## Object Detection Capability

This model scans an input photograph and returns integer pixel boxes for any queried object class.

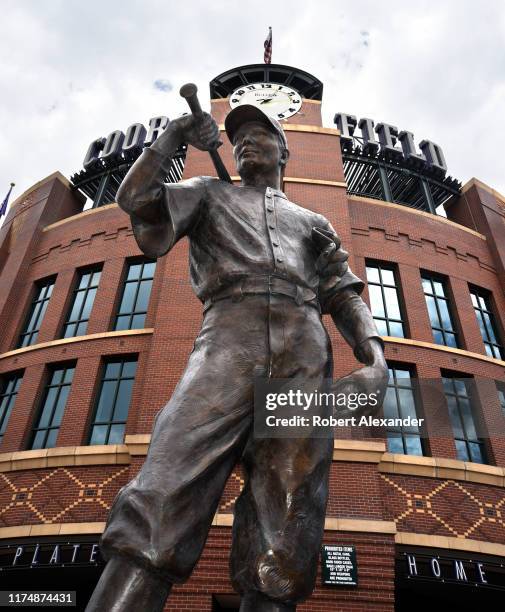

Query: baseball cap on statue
[225,105,288,151]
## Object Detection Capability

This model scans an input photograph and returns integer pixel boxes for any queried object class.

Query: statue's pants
[100,294,334,605]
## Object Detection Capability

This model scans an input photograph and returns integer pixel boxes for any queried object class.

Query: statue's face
[232,121,287,177]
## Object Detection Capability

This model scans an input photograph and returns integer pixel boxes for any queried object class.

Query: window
[0,373,23,444]
[62,267,102,338]
[17,279,55,348]
[422,275,458,348]
[30,366,75,449]
[365,263,405,337]
[470,287,504,359]
[442,376,486,464]
[114,261,156,331]
[89,358,138,445]
[497,382,505,416]
[383,366,424,456]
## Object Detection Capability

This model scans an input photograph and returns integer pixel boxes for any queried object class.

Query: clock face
[229,83,302,120]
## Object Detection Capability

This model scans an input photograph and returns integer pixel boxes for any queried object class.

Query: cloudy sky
[1,0,504,212]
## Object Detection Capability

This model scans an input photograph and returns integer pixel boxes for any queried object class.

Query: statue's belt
[203,275,320,312]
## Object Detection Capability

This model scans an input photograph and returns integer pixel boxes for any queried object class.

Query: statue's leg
[86,556,171,612]
[85,298,268,611]
[232,432,332,610]
[231,300,334,609]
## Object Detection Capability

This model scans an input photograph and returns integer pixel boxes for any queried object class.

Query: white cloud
[0,0,504,209]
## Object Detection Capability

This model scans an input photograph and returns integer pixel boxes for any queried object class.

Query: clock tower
[208,63,324,127]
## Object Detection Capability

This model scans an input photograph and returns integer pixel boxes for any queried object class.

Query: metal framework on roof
[210,64,324,100]
[71,143,460,215]
[70,145,186,208]
[341,135,461,214]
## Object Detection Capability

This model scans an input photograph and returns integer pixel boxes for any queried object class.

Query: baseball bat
[179,83,232,184]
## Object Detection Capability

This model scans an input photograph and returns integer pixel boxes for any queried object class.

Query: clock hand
[259,97,274,104]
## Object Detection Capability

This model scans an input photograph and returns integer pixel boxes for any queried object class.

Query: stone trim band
[0,517,395,539]
[383,336,505,367]
[0,439,385,472]
[0,329,154,361]
[2,440,505,488]
[3,521,505,557]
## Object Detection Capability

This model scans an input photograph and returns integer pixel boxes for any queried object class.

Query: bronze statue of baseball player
[86,101,388,612]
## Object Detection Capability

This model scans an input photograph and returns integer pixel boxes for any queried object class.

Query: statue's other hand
[312,227,349,279]
[176,112,222,152]
[330,362,388,419]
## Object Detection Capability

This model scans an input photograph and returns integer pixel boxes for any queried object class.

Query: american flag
[264,27,272,64]
[0,183,14,219]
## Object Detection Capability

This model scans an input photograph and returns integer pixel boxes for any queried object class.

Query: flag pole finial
[264,26,273,64]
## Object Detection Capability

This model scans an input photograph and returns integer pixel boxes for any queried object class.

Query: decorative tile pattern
[0,467,128,525]
[381,473,505,540]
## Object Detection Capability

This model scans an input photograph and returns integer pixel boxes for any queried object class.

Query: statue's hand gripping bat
[179,83,232,184]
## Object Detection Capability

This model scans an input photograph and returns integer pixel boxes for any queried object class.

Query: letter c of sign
[83,137,106,170]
